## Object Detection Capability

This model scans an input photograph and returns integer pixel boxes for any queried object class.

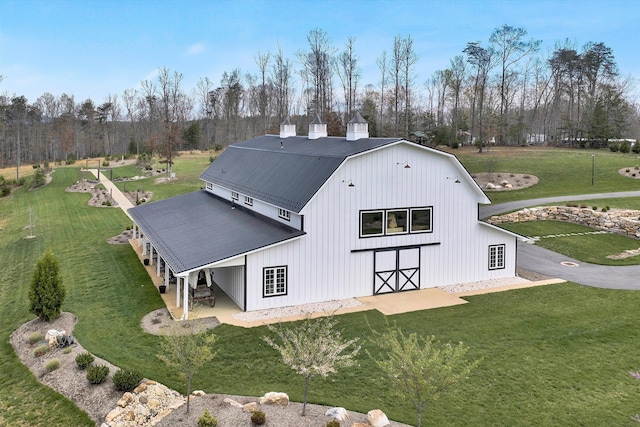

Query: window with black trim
[361,207,433,237]
[206,182,213,190]
[231,191,238,200]
[489,244,505,270]
[410,208,432,233]
[361,211,384,237]
[278,208,290,221]
[244,196,253,206]
[263,266,287,297]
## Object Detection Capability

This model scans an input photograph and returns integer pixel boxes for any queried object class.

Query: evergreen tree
[29,249,66,321]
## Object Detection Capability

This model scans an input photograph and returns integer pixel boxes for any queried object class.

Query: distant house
[129,114,522,319]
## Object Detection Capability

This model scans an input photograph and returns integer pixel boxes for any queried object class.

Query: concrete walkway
[86,169,134,219]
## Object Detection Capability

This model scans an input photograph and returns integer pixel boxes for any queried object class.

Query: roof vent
[346,112,369,141]
[308,114,327,140]
[279,116,296,138]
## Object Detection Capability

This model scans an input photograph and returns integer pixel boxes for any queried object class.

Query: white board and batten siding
[211,265,245,310]
[205,184,302,229]
[242,141,517,311]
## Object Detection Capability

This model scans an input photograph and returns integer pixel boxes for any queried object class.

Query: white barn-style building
[129,114,522,319]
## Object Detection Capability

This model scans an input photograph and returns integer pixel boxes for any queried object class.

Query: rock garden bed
[471,172,539,191]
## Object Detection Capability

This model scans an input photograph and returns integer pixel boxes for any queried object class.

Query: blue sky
[1,0,638,105]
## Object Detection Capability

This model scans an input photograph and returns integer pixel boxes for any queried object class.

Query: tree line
[1,24,638,171]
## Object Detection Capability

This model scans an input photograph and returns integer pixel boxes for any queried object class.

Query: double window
[360,207,432,238]
[244,196,253,206]
[263,266,287,297]
[489,244,505,270]
[231,191,239,200]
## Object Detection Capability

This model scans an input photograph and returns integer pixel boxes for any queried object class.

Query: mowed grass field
[1,146,639,426]
[448,145,640,205]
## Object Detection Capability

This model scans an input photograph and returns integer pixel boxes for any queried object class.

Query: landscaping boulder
[259,391,289,406]
[368,409,390,427]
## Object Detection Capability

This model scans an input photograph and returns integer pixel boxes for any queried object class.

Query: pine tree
[29,249,66,321]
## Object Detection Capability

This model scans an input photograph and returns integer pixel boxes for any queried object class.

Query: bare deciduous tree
[263,315,360,417]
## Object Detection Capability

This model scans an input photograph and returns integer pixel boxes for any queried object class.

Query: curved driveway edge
[480,190,640,218]
[480,191,640,290]
[517,242,640,290]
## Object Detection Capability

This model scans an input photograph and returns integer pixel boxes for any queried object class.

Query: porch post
[182,275,190,320]
[156,254,161,277]
[164,266,169,286]
[142,237,147,256]
[150,246,155,265]
[176,275,182,307]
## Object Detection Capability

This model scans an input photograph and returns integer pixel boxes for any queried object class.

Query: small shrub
[620,141,630,153]
[33,344,49,357]
[198,409,218,427]
[102,161,110,167]
[45,359,60,372]
[113,369,143,392]
[214,144,223,151]
[0,185,10,197]
[592,206,598,210]
[63,347,72,354]
[75,351,95,369]
[609,142,620,152]
[580,204,587,209]
[209,155,216,163]
[28,332,43,345]
[326,421,341,427]
[86,364,109,384]
[632,144,640,154]
[250,410,266,425]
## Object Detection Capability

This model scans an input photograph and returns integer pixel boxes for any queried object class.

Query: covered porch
[129,236,243,321]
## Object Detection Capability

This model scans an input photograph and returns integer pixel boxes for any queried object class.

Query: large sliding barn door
[373,247,420,294]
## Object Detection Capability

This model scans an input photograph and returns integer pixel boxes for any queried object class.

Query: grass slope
[451,146,640,204]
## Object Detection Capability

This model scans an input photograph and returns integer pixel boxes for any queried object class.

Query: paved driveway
[482,191,640,290]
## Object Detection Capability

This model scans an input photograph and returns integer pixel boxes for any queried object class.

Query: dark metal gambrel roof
[200,135,401,213]
[129,190,305,274]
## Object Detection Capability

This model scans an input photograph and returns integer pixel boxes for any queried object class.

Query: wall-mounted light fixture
[397,161,411,169]
[447,176,461,184]
[342,179,355,187]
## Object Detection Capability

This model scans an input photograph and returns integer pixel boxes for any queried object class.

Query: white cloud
[186,43,205,56]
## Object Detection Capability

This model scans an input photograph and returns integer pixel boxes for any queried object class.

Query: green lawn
[1,149,640,426]
[499,220,640,265]
[451,146,640,204]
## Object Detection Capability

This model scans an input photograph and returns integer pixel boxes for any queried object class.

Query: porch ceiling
[129,190,305,274]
